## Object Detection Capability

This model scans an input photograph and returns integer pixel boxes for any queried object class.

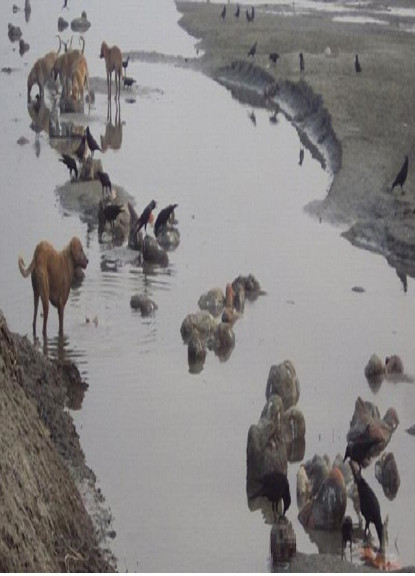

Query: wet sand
[176,0,415,272]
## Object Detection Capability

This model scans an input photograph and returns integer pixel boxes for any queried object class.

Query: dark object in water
[251,471,291,519]
[341,515,353,561]
[154,203,178,237]
[59,153,78,179]
[355,54,362,74]
[391,155,408,192]
[299,52,305,74]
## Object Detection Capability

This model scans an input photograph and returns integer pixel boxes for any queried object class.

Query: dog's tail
[18,255,35,278]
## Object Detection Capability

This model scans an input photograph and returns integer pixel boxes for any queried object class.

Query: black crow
[248,41,257,58]
[154,203,178,237]
[123,76,136,89]
[355,54,362,74]
[269,52,279,65]
[251,471,291,519]
[59,153,78,179]
[122,55,130,76]
[85,126,101,157]
[341,515,353,561]
[136,200,157,234]
[350,463,383,549]
[391,155,409,192]
[299,52,305,74]
[234,4,240,18]
[97,170,112,197]
[74,134,86,163]
[103,203,124,230]
[220,5,226,19]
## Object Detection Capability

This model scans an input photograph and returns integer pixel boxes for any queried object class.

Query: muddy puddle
[1,0,415,571]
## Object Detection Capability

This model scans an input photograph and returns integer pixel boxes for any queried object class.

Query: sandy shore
[176,0,415,276]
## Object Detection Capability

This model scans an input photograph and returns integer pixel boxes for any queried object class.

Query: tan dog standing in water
[18,237,88,337]
[100,41,123,101]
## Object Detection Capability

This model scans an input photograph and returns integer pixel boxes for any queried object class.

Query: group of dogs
[27,34,124,106]
[23,30,127,338]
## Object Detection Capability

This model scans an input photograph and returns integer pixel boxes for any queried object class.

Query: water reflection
[101,101,124,152]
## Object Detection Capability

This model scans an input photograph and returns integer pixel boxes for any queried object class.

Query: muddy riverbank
[0,311,115,571]
[176,0,415,274]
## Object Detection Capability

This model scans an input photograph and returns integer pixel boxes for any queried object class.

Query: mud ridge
[0,311,116,572]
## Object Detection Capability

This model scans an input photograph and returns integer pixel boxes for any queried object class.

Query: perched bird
[74,134,86,163]
[355,54,362,74]
[391,155,409,193]
[234,4,240,18]
[251,471,291,519]
[122,55,130,77]
[269,52,279,65]
[103,203,124,230]
[299,52,305,74]
[341,515,353,561]
[344,432,383,470]
[350,463,383,549]
[85,126,102,157]
[135,200,157,234]
[220,5,226,20]
[248,41,257,58]
[59,153,78,180]
[123,76,136,89]
[97,170,112,197]
[154,203,178,237]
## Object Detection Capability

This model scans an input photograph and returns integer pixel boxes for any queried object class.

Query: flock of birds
[219,3,409,192]
[251,424,387,564]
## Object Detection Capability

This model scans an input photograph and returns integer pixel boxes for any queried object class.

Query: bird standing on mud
[220,5,226,20]
[391,155,409,193]
[234,4,240,18]
[355,54,362,74]
[97,170,112,197]
[250,471,291,520]
[248,41,257,58]
[59,153,78,180]
[299,52,305,74]
[103,203,124,230]
[122,55,130,77]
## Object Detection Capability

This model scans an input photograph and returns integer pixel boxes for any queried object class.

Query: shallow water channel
[1,0,415,571]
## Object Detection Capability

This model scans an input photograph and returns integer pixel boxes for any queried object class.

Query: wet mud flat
[0,311,115,571]
[176,0,415,278]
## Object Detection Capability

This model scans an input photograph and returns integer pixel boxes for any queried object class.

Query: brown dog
[18,237,88,337]
[27,36,63,102]
[100,41,122,101]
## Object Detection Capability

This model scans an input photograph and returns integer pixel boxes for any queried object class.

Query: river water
[1,0,414,571]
